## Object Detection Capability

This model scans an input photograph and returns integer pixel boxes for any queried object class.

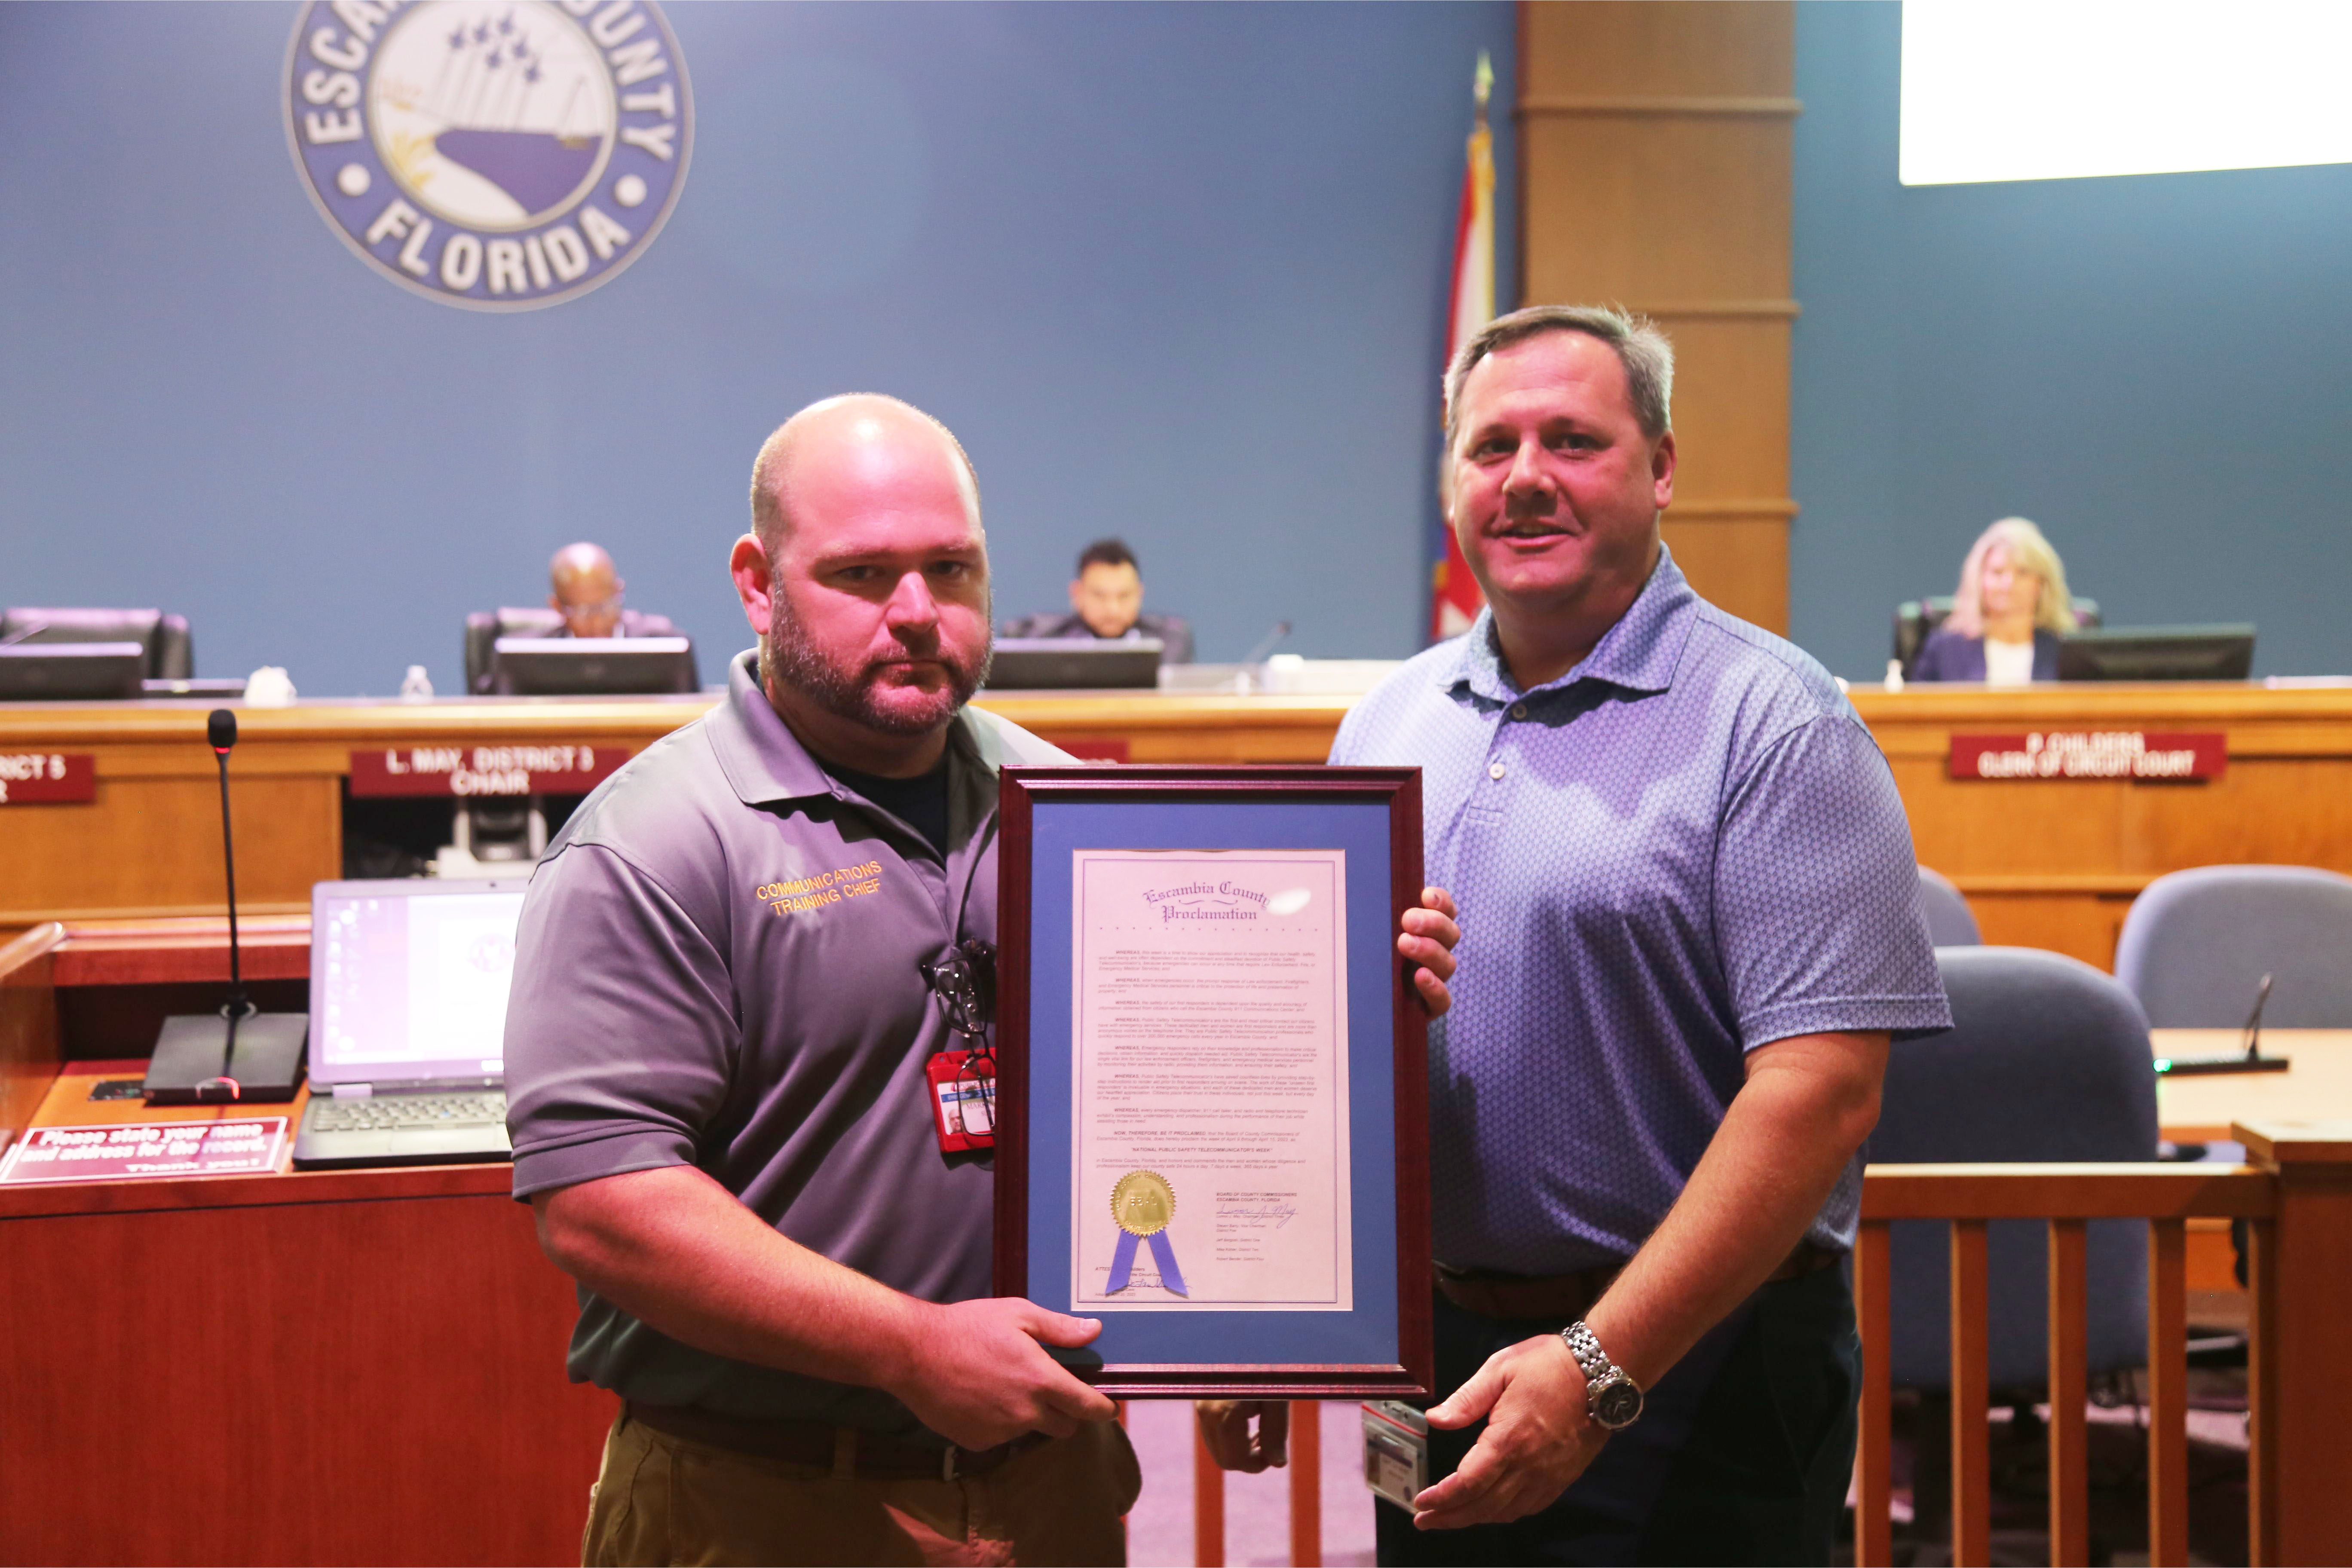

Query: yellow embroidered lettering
[756,861,883,915]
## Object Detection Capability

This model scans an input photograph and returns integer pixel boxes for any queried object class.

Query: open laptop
[291,879,530,1170]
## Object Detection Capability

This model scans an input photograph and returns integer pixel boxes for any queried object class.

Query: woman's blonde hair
[1948,517,2077,637]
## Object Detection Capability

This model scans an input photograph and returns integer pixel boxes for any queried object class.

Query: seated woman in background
[1913,516,2078,684]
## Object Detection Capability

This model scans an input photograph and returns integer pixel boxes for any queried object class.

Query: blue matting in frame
[1024,798,1401,1367]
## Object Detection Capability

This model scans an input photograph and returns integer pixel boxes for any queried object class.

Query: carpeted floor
[1114,1369,2254,1568]
[1124,1400,1383,1567]
[1857,1368,2252,1567]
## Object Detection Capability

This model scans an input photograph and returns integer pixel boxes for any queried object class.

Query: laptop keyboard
[308,1092,508,1133]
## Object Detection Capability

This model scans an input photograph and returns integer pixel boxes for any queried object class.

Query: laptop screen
[310,880,530,1086]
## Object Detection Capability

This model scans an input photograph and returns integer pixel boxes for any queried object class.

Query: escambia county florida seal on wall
[285,0,691,310]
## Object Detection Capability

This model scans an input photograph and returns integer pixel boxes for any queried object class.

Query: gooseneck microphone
[2152,971,2291,1077]
[1244,621,1294,664]
[144,707,309,1105]
[211,710,248,1028]
[199,710,249,1098]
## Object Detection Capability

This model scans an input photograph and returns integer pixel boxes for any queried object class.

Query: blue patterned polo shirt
[1332,546,1951,1274]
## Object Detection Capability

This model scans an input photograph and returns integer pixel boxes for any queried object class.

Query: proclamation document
[1069,849,1352,1312]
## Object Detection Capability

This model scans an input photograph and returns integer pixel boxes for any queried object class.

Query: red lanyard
[925,1047,995,1153]
[919,942,996,1152]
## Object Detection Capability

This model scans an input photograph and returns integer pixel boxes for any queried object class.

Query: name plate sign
[349,743,627,799]
[0,1118,288,1185]
[1949,732,2226,781]
[0,752,95,805]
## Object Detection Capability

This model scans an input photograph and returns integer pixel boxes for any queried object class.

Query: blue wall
[0,2,1515,695]
[1791,1,2352,680]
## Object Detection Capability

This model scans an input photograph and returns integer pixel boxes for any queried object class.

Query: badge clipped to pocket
[1361,1400,1430,1512]
[919,940,998,1153]
[926,1049,995,1153]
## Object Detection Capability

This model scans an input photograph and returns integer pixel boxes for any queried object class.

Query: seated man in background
[1000,538,1194,663]
[466,543,690,693]
[1910,517,2076,685]
[548,541,683,641]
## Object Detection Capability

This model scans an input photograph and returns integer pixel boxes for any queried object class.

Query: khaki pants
[581,1410,1141,1567]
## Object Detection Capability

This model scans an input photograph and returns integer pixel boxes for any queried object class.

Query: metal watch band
[1560,1320,1614,1381]
[1560,1320,1644,1430]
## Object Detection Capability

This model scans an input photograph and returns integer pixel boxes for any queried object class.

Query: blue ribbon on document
[1106,1170,1188,1297]
[1106,1228,1190,1297]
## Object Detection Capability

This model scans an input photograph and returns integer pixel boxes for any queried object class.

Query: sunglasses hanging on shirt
[919,940,997,1153]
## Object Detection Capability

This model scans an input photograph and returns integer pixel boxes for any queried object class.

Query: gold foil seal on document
[1110,1170,1176,1236]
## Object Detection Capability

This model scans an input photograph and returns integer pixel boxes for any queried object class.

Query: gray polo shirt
[504,649,1069,1434]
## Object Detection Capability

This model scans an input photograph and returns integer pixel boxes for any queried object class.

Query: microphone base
[145,1012,309,1105]
[2153,1052,2293,1077]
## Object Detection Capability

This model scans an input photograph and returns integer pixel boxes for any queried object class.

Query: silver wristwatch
[1561,1320,1644,1430]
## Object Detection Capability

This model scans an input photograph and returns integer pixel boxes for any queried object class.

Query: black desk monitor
[0,641,147,701]
[492,636,698,696]
[2057,625,2255,682]
[984,637,1163,691]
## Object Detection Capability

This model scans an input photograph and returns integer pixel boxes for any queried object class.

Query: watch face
[1593,1379,1644,1429]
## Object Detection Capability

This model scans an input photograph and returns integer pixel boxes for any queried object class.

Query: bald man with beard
[501,395,1462,1566]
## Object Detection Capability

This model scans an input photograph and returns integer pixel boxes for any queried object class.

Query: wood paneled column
[1517,1,1798,633]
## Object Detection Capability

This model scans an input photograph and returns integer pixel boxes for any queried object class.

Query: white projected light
[1901,0,2352,185]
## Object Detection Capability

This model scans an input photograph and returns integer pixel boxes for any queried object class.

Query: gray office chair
[2,606,193,680]
[1871,946,2155,1393]
[2114,864,2352,1028]
[466,609,560,695]
[1894,596,2101,678]
[1916,866,1981,946]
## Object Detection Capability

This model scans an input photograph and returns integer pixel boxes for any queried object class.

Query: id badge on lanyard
[919,940,997,1153]
[926,1050,995,1152]
[1362,1401,1430,1511]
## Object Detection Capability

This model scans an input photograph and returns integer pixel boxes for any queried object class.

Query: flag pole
[1430,52,1499,644]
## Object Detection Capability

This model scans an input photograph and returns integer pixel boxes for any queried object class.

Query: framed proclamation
[994,766,1432,1397]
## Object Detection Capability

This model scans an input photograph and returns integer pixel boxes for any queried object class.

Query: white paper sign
[0,1118,288,1185]
[1069,849,1352,1312]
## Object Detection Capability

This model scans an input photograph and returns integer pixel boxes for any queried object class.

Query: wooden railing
[1857,1124,2352,1567]
[1855,1161,2267,1566]
[1185,1122,2352,1568]
[1188,1401,1324,1567]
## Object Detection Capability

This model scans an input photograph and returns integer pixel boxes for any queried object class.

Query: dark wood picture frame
[993,765,1432,1397]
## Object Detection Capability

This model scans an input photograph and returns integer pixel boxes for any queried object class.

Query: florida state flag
[1430,54,1497,643]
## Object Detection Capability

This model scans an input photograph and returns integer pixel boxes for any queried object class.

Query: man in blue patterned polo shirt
[1202,306,1950,1564]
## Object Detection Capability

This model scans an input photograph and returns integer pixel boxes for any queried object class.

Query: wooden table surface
[30,1057,300,1127]
[2151,1029,2352,1142]
[28,935,2349,1154]
[8,683,2352,967]
[0,690,1362,925]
